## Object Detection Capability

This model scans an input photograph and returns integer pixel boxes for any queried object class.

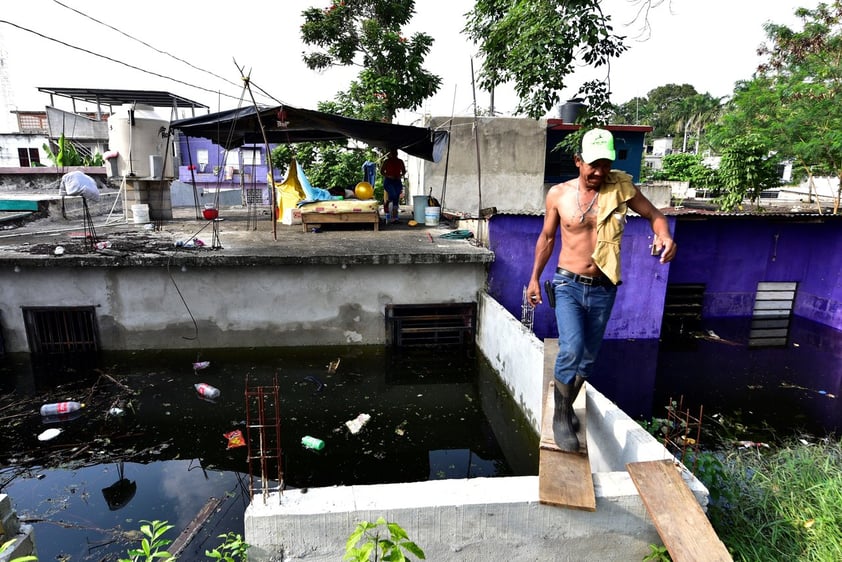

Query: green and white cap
[581,128,616,164]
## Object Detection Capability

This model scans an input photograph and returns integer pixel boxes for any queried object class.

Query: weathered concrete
[0,494,36,562]
[244,293,708,561]
[409,117,549,215]
[0,206,492,353]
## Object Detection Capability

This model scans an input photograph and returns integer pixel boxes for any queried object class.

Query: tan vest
[592,171,638,285]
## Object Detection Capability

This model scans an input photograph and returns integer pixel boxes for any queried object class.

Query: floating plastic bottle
[40,401,84,417]
[194,383,220,400]
[301,435,325,451]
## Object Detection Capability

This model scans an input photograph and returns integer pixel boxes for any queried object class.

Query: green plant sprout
[344,517,425,562]
[118,519,175,562]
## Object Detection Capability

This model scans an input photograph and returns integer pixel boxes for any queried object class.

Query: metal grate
[661,284,705,340]
[22,306,100,354]
[749,282,796,347]
[245,373,284,505]
[386,303,477,347]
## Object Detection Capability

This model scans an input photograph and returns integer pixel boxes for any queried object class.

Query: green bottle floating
[301,435,325,451]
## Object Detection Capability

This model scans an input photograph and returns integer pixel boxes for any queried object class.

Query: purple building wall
[487,213,842,419]
[488,214,842,339]
[487,214,674,341]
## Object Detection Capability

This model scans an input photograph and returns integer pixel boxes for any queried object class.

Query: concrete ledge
[245,476,660,561]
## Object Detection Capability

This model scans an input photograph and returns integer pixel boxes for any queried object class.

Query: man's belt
[556,268,614,287]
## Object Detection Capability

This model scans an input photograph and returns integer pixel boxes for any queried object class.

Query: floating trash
[345,413,371,434]
[37,428,63,441]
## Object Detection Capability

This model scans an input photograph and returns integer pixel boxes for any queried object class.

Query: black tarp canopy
[170,104,448,162]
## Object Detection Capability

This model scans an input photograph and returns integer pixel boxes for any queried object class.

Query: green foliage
[642,543,671,562]
[463,0,627,120]
[205,532,249,562]
[300,0,441,122]
[653,153,703,182]
[711,1,842,212]
[344,517,425,561]
[43,134,84,167]
[119,519,175,562]
[707,437,842,561]
[715,134,780,211]
[270,140,379,195]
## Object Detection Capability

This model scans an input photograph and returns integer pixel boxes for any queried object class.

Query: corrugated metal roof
[37,87,208,110]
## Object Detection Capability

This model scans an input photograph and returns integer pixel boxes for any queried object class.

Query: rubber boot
[553,381,579,452]
[570,375,585,432]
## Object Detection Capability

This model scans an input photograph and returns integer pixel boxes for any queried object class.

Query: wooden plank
[538,339,595,511]
[627,460,732,562]
[301,211,379,232]
[167,495,224,557]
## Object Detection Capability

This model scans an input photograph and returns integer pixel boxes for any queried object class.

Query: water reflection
[0,345,537,561]
[597,316,842,443]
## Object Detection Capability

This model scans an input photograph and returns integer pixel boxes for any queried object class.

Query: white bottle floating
[194,383,220,400]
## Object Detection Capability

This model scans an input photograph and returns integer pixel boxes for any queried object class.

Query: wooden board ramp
[538,339,595,511]
[167,495,224,557]
[627,460,732,562]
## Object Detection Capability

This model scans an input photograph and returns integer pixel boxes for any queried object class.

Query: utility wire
[50,0,246,94]
[0,19,246,104]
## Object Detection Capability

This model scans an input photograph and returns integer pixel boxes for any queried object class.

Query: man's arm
[628,189,677,264]
[527,188,561,305]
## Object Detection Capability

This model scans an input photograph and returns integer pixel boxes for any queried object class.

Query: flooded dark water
[0,346,538,561]
[651,316,842,444]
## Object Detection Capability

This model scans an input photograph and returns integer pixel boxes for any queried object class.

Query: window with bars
[22,306,100,354]
[17,113,49,133]
[17,148,40,167]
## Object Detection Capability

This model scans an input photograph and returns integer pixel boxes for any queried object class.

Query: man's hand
[653,235,677,264]
[526,280,542,307]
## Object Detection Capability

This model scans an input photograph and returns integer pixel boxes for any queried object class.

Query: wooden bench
[627,460,732,561]
[300,211,380,232]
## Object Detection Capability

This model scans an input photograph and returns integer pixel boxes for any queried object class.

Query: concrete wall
[0,263,487,353]
[413,117,549,215]
[0,134,51,168]
[0,494,36,562]
[244,292,708,561]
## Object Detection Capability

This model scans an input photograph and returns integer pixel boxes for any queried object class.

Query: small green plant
[0,539,38,562]
[205,532,249,561]
[344,517,425,561]
[642,543,671,561]
[118,519,175,562]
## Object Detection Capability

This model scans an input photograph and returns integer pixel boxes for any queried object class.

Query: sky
[0,0,820,127]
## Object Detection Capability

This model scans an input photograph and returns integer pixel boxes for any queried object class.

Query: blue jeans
[552,271,617,385]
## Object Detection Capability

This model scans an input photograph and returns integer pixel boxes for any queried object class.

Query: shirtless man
[527,128,677,452]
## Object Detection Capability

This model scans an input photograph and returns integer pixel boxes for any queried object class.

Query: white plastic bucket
[425,206,441,226]
[132,204,150,224]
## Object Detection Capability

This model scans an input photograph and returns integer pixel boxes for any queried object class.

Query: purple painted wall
[668,218,842,327]
[487,214,673,341]
[488,214,842,339]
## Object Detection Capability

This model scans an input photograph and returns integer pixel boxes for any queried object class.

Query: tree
[711,1,842,213]
[672,93,723,153]
[300,0,441,123]
[716,134,781,212]
[463,0,629,123]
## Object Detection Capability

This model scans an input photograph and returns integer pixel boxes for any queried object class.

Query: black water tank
[559,99,585,123]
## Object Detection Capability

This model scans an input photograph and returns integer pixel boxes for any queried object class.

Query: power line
[50,0,246,94]
[0,19,247,105]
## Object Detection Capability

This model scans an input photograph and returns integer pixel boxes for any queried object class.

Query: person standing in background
[380,149,406,224]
